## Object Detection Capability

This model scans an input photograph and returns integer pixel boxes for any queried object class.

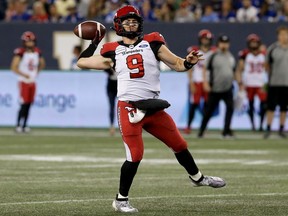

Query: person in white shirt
[236,0,259,22]
[11,31,45,133]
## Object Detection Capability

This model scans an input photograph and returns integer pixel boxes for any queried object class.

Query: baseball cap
[217,35,230,43]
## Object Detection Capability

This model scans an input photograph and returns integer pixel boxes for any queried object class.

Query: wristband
[184,60,195,70]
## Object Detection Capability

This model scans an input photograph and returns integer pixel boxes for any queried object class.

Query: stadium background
[0,22,287,129]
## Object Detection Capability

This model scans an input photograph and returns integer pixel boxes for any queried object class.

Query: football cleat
[189,176,226,188]
[112,197,138,213]
[15,126,23,133]
[23,127,31,133]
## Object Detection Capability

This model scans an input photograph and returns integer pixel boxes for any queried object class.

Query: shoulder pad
[13,47,25,56]
[238,49,249,59]
[143,32,166,44]
[100,42,118,56]
[34,47,42,54]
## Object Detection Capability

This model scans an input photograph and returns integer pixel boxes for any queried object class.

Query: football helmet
[198,29,213,40]
[246,33,261,50]
[112,5,143,39]
[198,29,213,46]
[21,31,36,42]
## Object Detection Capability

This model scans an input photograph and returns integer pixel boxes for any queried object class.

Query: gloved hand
[92,30,105,47]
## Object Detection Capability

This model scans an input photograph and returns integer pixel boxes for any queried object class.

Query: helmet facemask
[113,6,143,39]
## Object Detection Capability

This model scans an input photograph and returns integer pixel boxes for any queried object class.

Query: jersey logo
[125,107,135,112]
[139,44,148,48]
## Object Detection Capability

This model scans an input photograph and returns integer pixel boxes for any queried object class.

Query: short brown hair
[277,25,288,35]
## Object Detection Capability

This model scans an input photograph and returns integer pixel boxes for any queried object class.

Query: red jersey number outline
[126,54,144,78]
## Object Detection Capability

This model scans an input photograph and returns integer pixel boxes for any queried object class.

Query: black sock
[22,103,31,128]
[280,125,284,132]
[267,125,271,131]
[119,160,140,197]
[16,104,25,127]
[175,149,199,176]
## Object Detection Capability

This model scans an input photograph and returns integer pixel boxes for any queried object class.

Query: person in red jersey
[236,34,267,131]
[11,31,45,133]
[185,29,216,134]
[77,5,225,213]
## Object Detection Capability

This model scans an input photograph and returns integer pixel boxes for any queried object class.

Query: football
[73,20,106,41]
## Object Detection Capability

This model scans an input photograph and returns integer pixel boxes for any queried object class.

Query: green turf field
[0,128,287,216]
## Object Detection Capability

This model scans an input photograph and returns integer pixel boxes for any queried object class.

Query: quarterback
[77,5,225,213]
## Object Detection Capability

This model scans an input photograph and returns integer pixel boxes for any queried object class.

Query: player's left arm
[38,56,45,72]
[158,45,203,72]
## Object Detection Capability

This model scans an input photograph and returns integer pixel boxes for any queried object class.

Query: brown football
[73,20,106,40]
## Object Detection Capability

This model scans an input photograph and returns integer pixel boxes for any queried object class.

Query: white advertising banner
[0,70,286,130]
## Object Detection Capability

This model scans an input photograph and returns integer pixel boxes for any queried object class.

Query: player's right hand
[92,30,104,46]
[203,82,211,92]
[190,82,196,93]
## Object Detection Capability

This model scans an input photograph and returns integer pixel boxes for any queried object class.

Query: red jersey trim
[143,32,166,44]
[100,42,119,56]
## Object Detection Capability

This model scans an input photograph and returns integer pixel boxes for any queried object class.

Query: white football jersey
[187,46,215,83]
[101,32,165,101]
[240,50,266,87]
[14,47,42,83]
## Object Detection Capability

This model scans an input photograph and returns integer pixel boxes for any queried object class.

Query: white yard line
[0,192,288,206]
[0,155,277,165]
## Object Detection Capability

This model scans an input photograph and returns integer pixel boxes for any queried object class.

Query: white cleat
[112,198,138,213]
[15,126,23,133]
[190,176,226,188]
[23,127,31,133]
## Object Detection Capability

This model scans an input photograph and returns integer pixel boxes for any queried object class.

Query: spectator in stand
[11,0,31,22]
[186,0,202,21]
[174,1,196,22]
[154,0,177,22]
[236,0,259,22]
[86,0,105,20]
[54,0,76,18]
[48,3,62,23]
[76,0,90,19]
[140,0,158,22]
[104,0,124,23]
[218,0,236,22]
[30,1,49,23]
[4,0,15,22]
[277,0,288,22]
[258,0,278,22]
[63,5,84,23]
[200,4,219,22]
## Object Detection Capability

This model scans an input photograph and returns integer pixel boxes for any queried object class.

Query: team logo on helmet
[198,29,213,40]
[21,31,36,42]
[246,33,261,43]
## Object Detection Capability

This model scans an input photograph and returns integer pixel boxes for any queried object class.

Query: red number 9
[126,54,145,78]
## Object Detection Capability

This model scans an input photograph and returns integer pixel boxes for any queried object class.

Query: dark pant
[199,89,234,135]
[107,78,117,125]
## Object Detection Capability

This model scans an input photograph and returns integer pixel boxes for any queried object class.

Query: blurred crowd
[1,0,288,23]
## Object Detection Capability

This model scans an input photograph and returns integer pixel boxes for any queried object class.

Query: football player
[185,29,216,134]
[77,5,225,213]
[236,34,267,131]
[11,31,45,133]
